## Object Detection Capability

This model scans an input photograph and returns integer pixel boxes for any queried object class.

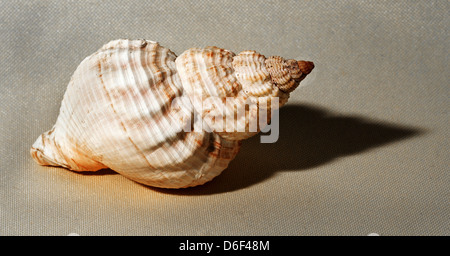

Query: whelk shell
[30,39,314,188]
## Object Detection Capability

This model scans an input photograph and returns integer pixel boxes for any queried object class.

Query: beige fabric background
[0,0,448,236]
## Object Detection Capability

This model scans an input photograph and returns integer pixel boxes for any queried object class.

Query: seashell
[30,39,314,188]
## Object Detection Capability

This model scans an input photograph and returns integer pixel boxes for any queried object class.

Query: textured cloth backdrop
[0,0,448,235]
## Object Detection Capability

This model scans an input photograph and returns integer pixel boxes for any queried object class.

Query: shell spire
[265,56,315,93]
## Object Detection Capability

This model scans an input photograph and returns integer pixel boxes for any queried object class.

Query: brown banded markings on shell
[265,56,315,93]
[176,48,291,141]
[30,39,314,188]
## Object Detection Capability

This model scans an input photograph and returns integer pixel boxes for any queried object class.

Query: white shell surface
[31,39,241,188]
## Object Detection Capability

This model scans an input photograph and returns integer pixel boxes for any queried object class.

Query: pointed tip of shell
[297,60,315,75]
[265,56,315,93]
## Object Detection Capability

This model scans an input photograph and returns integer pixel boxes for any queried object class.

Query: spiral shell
[30,39,314,188]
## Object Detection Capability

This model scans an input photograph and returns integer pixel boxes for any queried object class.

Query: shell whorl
[31,39,241,189]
